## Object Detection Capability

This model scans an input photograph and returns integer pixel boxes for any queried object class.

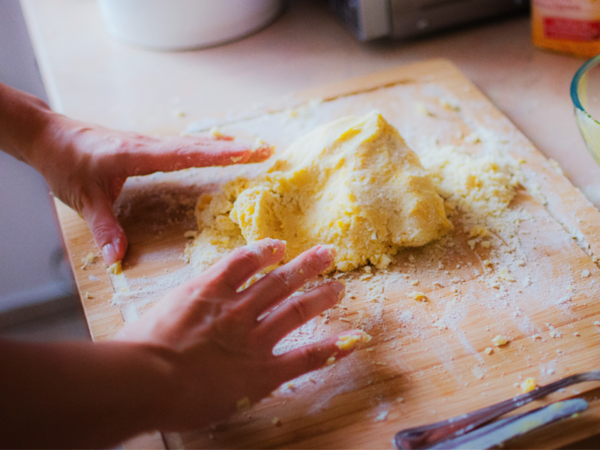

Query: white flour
[103,81,599,426]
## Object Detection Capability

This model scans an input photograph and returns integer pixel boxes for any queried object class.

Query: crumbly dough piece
[186,112,452,272]
[183,191,246,272]
[420,144,522,219]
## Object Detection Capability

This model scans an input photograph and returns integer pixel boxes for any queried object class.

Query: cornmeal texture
[188,112,452,272]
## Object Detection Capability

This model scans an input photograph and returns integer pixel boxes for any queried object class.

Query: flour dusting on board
[103,80,600,430]
[182,107,589,383]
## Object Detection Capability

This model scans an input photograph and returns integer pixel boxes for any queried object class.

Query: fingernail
[316,245,335,265]
[264,238,285,253]
[102,243,118,265]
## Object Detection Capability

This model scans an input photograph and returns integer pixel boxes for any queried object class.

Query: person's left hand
[115,239,362,431]
[31,114,272,265]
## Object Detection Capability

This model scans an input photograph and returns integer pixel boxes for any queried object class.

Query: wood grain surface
[56,59,600,449]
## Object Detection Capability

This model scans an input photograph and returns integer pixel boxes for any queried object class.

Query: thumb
[82,197,128,266]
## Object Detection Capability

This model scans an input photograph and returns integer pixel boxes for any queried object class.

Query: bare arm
[0,241,358,448]
[0,84,361,448]
[0,82,272,264]
[0,339,171,448]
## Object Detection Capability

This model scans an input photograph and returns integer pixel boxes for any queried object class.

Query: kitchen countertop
[19,1,600,448]
[21,0,600,210]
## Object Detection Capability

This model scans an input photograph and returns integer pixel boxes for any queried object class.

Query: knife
[394,370,600,450]
[424,399,588,450]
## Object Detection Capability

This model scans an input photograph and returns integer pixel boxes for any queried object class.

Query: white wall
[0,0,75,312]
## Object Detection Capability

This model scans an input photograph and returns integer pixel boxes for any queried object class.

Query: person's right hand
[30,114,273,266]
[115,239,364,431]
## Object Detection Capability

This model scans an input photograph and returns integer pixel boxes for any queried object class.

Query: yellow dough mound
[187,112,452,272]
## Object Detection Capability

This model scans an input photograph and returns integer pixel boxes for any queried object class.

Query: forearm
[0,82,57,166]
[0,339,174,449]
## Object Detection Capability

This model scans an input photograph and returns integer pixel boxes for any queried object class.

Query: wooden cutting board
[56,59,600,449]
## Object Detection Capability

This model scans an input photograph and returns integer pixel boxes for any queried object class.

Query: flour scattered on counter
[374,411,389,422]
[107,80,597,420]
[472,365,485,379]
[398,310,414,324]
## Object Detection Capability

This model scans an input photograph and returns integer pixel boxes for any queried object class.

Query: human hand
[31,114,273,265]
[115,239,365,431]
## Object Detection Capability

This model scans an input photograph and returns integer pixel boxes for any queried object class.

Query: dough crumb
[498,267,515,282]
[335,331,372,351]
[81,253,97,269]
[492,335,509,346]
[415,102,433,116]
[107,261,122,275]
[434,319,447,330]
[469,225,490,238]
[210,126,225,138]
[520,378,537,393]
[441,100,460,111]
[408,291,427,302]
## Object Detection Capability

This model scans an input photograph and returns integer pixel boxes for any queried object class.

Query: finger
[202,239,286,292]
[254,282,344,348]
[271,330,369,383]
[238,245,335,318]
[125,136,273,176]
[81,197,128,265]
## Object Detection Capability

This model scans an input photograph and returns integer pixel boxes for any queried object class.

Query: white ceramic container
[98,0,285,51]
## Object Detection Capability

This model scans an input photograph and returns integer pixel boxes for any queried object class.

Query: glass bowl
[571,54,600,164]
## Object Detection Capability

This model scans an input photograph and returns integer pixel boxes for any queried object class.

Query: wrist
[0,83,57,167]
[25,108,72,174]
[113,342,181,433]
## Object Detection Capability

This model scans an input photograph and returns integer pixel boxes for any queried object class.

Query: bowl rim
[571,54,600,114]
